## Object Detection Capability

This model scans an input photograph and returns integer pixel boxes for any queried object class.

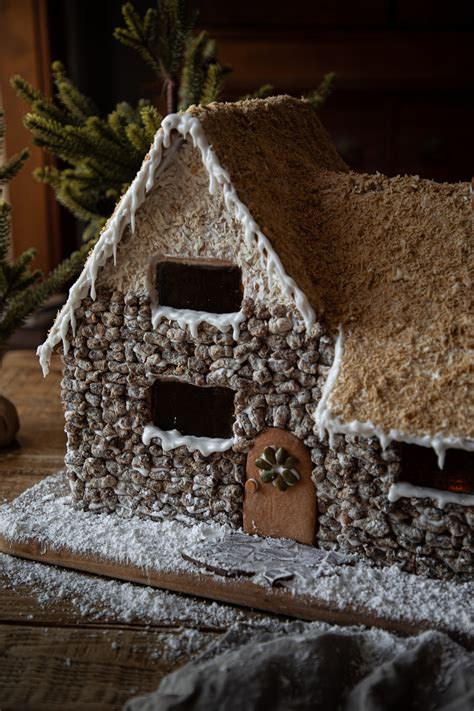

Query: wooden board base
[0,533,431,638]
[0,473,471,648]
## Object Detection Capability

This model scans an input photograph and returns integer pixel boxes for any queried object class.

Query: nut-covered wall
[313,436,473,579]
[62,290,473,579]
[62,291,328,527]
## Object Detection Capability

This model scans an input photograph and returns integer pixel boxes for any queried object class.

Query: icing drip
[142,424,236,456]
[315,326,474,465]
[221,185,314,325]
[388,482,474,508]
[151,305,246,340]
[315,325,344,447]
[37,112,315,376]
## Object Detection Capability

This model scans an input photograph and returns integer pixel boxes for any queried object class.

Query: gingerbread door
[243,428,317,546]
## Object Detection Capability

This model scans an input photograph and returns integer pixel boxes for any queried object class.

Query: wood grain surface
[2,528,459,639]
[0,351,226,710]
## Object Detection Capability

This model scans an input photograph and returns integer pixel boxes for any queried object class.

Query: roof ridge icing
[37,105,316,376]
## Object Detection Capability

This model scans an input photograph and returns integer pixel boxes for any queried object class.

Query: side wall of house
[62,293,473,579]
[314,434,473,578]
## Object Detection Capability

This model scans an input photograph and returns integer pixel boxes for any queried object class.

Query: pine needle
[0,111,92,344]
[306,72,336,110]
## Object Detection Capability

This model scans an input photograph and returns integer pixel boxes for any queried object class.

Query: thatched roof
[194,97,472,442]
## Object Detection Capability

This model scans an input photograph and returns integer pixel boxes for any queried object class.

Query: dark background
[49,0,474,182]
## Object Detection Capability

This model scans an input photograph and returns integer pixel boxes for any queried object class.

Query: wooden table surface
[0,351,248,710]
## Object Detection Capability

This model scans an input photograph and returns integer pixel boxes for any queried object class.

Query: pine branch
[8,247,36,284]
[52,61,98,123]
[8,270,42,295]
[0,110,29,185]
[179,31,213,109]
[115,1,199,113]
[10,75,44,106]
[23,112,75,160]
[140,105,163,143]
[0,110,95,343]
[0,241,92,343]
[241,84,274,101]
[0,266,8,301]
[81,116,140,168]
[107,102,140,148]
[57,184,107,224]
[199,62,231,106]
[0,148,28,186]
[82,220,106,244]
[33,165,61,189]
[0,201,11,263]
[125,123,151,153]
[114,3,163,78]
[306,72,336,110]
[10,76,71,126]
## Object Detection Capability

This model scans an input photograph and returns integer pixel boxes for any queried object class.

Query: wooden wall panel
[47,0,473,183]
[193,0,392,28]
[193,0,474,30]
[0,0,60,273]
[396,0,474,27]
[211,30,473,95]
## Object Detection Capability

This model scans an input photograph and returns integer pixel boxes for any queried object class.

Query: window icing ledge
[388,482,474,508]
[142,424,236,456]
[151,304,246,340]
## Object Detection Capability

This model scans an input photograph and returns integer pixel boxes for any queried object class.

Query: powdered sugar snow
[0,472,472,639]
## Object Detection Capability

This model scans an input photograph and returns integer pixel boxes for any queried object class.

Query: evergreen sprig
[241,84,275,101]
[12,0,335,249]
[0,116,29,185]
[178,31,230,109]
[306,72,336,110]
[11,66,157,242]
[114,0,198,113]
[0,110,92,344]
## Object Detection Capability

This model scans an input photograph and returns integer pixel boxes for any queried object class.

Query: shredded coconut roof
[194,98,472,443]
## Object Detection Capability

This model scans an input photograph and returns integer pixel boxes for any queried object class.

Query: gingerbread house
[38,96,474,579]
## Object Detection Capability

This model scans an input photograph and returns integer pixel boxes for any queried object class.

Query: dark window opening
[400,444,474,495]
[151,380,235,439]
[155,258,243,313]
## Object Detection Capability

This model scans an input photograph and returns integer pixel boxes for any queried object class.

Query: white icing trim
[388,482,474,508]
[142,424,236,456]
[327,420,474,469]
[38,111,315,375]
[151,305,246,340]
[315,326,474,464]
[220,183,315,327]
[315,325,344,444]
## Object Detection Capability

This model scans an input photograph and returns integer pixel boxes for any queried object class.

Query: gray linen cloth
[125,624,474,711]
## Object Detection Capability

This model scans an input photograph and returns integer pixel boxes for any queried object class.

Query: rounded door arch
[243,428,317,546]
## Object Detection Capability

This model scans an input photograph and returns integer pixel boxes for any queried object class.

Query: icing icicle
[388,482,474,509]
[151,305,246,340]
[142,424,236,456]
[315,326,474,468]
